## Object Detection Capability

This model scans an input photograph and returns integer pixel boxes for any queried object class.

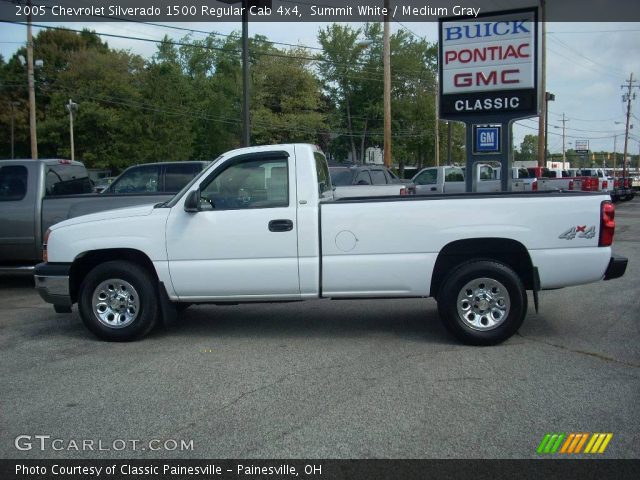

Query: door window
[0,165,28,201]
[414,169,437,185]
[370,169,388,185]
[444,167,464,182]
[200,157,288,210]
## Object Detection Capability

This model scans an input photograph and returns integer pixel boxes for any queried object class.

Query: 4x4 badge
[559,226,596,240]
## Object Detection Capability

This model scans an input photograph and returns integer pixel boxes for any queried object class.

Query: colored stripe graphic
[574,433,589,454]
[537,434,552,454]
[538,433,613,454]
[585,433,614,454]
[537,433,565,454]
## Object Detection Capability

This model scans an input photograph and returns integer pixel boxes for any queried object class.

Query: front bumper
[604,255,628,281]
[34,262,72,306]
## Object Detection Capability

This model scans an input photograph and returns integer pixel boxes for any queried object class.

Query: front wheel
[78,260,158,341]
[437,260,527,346]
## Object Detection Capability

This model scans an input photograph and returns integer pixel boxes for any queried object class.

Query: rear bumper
[604,255,628,281]
[34,262,72,306]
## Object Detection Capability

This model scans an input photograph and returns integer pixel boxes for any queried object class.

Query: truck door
[165,151,300,299]
[0,163,35,263]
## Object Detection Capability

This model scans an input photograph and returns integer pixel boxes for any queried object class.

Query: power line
[2,20,434,85]
[515,121,626,140]
[24,81,429,138]
[546,44,621,81]
[549,35,626,77]
[548,29,640,34]
[548,111,625,123]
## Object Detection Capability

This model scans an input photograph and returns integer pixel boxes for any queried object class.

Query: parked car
[0,159,207,273]
[329,164,415,198]
[104,161,209,194]
[35,144,627,346]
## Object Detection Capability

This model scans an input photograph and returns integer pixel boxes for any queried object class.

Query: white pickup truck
[35,144,628,346]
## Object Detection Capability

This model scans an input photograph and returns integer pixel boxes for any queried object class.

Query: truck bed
[321,191,610,296]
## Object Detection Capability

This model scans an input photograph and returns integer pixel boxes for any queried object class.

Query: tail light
[599,201,615,247]
[568,180,574,191]
[42,229,51,262]
[602,180,608,190]
[532,180,538,192]
[400,187,408,196]
[614,179,620,188]
[624,178,630,189]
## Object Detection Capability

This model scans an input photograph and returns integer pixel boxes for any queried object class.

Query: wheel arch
[430,238,535,299]
[69,248,158,303]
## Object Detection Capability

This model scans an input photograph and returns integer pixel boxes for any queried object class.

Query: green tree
[517,134,539,162]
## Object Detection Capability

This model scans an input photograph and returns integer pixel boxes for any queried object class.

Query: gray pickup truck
[0,159,207,274]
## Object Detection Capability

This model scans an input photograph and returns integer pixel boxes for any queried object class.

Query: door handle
[431,187,437,191]
[268,219,293,232]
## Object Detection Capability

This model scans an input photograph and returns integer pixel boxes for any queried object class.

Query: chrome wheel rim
[456,277,510,331]
[92,279,140,328]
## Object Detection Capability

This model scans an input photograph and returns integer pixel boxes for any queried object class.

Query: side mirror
[184,190,200,212]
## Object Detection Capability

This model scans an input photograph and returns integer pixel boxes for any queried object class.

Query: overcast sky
[2,20,639,159]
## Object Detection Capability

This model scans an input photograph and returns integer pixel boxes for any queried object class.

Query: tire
[437,260,527,346]
[78,260,158,341]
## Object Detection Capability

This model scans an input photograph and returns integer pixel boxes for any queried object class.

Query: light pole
[9,101,20,159]
[544,92,555,161]
[383,0,392,168]
[66,99,78,161]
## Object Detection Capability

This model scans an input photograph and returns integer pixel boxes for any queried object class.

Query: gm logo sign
[473,125,501,154]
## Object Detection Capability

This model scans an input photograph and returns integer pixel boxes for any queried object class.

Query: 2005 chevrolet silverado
[34,144,628,345]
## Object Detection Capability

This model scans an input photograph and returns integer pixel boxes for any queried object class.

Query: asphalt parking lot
[1,200,639,459]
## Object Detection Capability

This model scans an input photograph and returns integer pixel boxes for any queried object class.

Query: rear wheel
[437,260,527,346]
[78,260,158,341]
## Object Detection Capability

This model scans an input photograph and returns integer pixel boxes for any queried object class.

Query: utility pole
[241,0,250,147]
[383,0,392,168]
[560,113,568,163]
[537,0,546,167]
[10,101,19,159]
[544,92,554,162]
[66,99,78,161]
[613,134,617,175]
[621,73,639,178]
[435,76,440,167]
[26,2,38,159]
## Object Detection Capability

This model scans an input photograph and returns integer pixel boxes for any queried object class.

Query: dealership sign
[439,8,539,120]
[574,140,589,153]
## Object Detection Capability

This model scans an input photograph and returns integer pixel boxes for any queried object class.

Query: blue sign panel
[474,125,501,154]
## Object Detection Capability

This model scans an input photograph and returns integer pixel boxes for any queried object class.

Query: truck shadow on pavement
[158,299,455,345]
